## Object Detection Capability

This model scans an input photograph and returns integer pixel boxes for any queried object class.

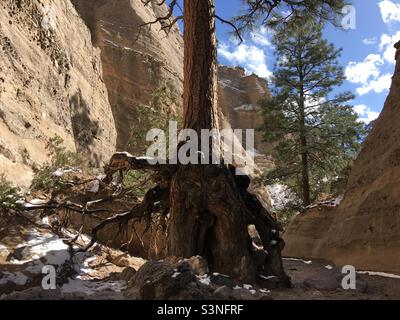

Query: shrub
[122,170,155,199]
[0,174,24,215]
[30,136,85,194]
[126,83,183,154]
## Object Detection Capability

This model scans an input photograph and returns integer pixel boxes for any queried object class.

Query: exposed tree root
[26,152,290,287]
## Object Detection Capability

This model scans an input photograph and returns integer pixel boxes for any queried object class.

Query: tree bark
[166,0,256,282]
[300,138,311,207]
[164,0,289,285]
[299,74,311,207]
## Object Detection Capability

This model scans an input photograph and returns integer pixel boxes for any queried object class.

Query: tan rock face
[0,0,273,209]
[70,0,184,152]
[284,41,400,273]
[218,66,272,154]
[0,0,117,188]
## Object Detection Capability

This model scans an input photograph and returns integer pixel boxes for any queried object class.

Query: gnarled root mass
[28,152,290,287]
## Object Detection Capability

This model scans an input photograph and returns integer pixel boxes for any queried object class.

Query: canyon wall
[284,41,400,273]
[0,0,117,188]
[71,0,184,152]
[0,0,272,198]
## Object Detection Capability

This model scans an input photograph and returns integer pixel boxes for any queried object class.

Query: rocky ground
[1,215,399,300]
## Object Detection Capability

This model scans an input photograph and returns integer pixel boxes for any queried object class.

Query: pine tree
[260,19,365,207]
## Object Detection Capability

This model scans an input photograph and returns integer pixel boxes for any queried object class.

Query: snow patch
[259,288,271,294]
[89,180,100,193]
[234,104,256,112]
[357,271,400,279]
[212,272,229,277]
[197,275,211,286]
[61,278,126,295]
[53,168,79,177]
[283,257,312,264]
[259,275,277,280]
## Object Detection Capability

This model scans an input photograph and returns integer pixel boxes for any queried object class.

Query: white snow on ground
[234,104,256,112]
[41,216,49,226]
[357,271,400,279]
[325,265,333,270]
[243,284,253,290]
[171,271,181,278]
[0,272,28,286]
[53,168,80,177]
[89,180,100,193]
[259,289,271,294]
[25,198,47,208]
[283,257,312,264]
[114,151,134,157]
[233,285,242,290]
[259,275,277,280]
[18,229,70,266]
[212,272,229,277]
[61,279,126,295]
[197,275,211,286]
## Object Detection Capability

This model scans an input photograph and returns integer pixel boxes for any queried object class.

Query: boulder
[124,260,210,300]
[212,286,232,300]
[303,268,368,293]
[184,256,209,276]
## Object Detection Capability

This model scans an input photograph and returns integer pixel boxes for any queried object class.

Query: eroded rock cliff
[0,0,117,188]
[218,66,272,155]
[283,41,400,273]
[71,0,184,152]
[0,0,272,202]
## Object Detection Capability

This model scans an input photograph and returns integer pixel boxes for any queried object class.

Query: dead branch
[102,152,176,185]
[75,185,166,252]
[214,15,243,44]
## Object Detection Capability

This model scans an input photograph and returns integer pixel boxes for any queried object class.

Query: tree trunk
[165,0,290,285]
[300,139,311,207]
[299,76,311,207]
[166,0,255,282]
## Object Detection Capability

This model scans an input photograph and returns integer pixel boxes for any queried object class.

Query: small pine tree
[260,19,366,207]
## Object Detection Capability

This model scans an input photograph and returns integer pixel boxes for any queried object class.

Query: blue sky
[171,0,400,123]
[214,0,400,123]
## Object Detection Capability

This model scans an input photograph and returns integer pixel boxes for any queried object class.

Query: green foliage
[260,19,367,207]
[126,82,183,154]
[122,171,155,199]
[0,174,24,215]
[233,0,349,33]
[30,136,85,194]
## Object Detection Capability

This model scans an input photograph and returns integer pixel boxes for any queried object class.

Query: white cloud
[345,53,392,96]
[250,27,271,47]
[379,0,400,24]
[218,42,272,78]
[379,31,400,64]
[354,104,367,115]
[354,104,380,123]
[356,73,392,95]
[363,37,377,45]
[345,54,384,84]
